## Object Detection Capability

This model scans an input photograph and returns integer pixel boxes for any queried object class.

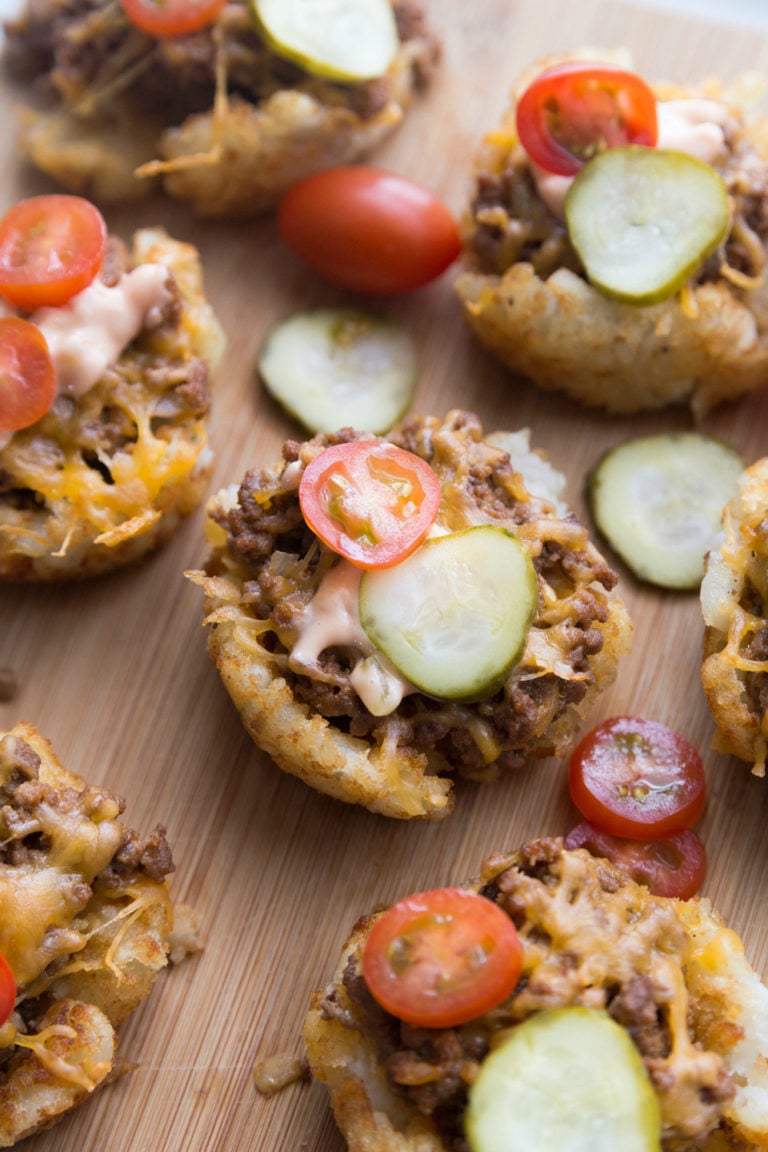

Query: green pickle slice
[587,431,743,589]
[359,525,537,702]
[465,1006,662,1152]
[251,0,399,82]
[258,308,417,435]
[565,146,729,304]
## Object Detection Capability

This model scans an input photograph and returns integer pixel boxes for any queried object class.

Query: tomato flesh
[0,952,15,1027]
[299,440,441,569]
[569,716,706,840]
[565,820,707,900]
[277,166,461,294]
[119,0,226,36]
[0,318,57,432]
[362,887,523,1028]
[0,195,106,311]
[515,62,658,176]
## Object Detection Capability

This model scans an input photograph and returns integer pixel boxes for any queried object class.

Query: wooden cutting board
[2,1,768,1148]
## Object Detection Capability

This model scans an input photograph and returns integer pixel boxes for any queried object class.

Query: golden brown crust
[701,457,768,774]
[0,999,115,1147]
[455,51,768,415]
[0,228,225,581]
[0,721,191,1145]
[151,47,427,218]
[304,845,768,1151]
[455,266,768,416]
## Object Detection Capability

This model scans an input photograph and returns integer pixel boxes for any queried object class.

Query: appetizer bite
[0,721,197,1144]
[189,410,631,819]
[701,456,768,774]
[2,0,440,217]
[455,50,768,414]
[0,194,225,581]
[304,838,768,1151]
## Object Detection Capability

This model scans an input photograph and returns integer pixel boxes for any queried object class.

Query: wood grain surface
[2,1,768,1149]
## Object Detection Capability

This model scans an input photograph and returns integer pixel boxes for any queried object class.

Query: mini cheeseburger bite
[2,0,440,218]
[189,410,631,819]
[304,838,768,1151]
[0,194,224,581]
[455,50,768,415]
[0,721,198,1145]
[701,456,768,775]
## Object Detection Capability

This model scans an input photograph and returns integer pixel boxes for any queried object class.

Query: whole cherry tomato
[362,887,523,1028]
[0,317,57,432]
[564,820,707,900]
[515,62,658,176]
[119,0,226,36]
[299,440,441,569]
[0,952,16,1027]
[569,716,706,840]
[0,195,106,311]
[277,166,461,294]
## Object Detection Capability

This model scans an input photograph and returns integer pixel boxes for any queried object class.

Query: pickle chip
[359,525,538,702]
[587,431,743,590]
[251,0,399,82]
[565,146,729,304]
[466,1006,662,1152]
[258,308,417,435]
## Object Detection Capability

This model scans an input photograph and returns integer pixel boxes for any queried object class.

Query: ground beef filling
[0,735,174,881]
[0,732,174,1039]
[468,124,768,285]
[3,0,441,128]
[321,840,735,1152]
[735,574,768,719]
[209,413,619,781]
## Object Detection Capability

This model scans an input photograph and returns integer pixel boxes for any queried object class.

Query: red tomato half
[564,820,707,900]
[515,62,658,176]
[299,440,441,569]
[0,318,57,432]
[0,195,106,311]
[119,0,225,36]
[0,952,16,1027]
[362,887,523,1028]
[277,167,461,294]
[569,716,706,840]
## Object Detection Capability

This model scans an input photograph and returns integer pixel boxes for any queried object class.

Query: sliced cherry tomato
[362,886,523,1028]
[0,952,16,1027]
[119,0,226,36]
[569,716,706,841]
[299,440,441,569]
[0,317,57,432]
[564,820,707,900]
[0,195,106,311]
[277,167,461,294]
[515,62,658,177]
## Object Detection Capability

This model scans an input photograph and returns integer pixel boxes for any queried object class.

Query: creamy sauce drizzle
[32,264,171,398]
[534,97,735,218]
[290,559,414,716]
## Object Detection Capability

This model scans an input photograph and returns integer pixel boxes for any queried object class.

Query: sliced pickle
[251,0,399,83]
[465,1007,662,1152]
[258,308,416,435]
[565,146,729,304]
[359,525,537,702]
[587,432,743,590]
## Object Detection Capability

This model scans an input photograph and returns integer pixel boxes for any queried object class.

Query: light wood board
[2,1,768,1148]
